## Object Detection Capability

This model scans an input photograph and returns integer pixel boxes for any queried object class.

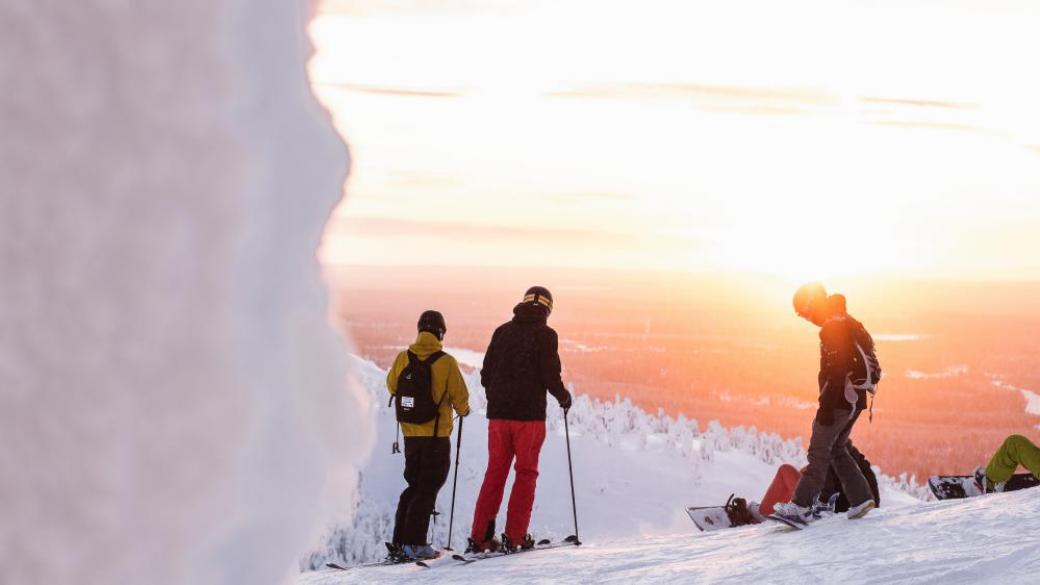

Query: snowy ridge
[303,353,924,571]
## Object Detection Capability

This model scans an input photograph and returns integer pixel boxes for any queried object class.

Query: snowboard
[685,506,732,532]
[928,472,1040,500]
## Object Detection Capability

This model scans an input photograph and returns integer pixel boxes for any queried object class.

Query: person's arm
[818,323,853,409]
[386,352,405,397]
[446,357,471,417]
[539,328,572,408]
[480,328,500,389]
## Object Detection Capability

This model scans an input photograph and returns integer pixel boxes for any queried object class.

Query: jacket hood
[409,331,444,358]
[512,302,549,324]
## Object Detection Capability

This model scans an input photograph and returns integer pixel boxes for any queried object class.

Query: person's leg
[790,410,850,508]
[828,410,873,507]
[392,437,423,546]
[470,420,515,545]
[760,464,801,516]
[401,438,451,546]
[986,434,1040,483]
[504,420,548,543]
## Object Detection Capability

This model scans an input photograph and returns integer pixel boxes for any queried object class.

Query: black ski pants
[393,436,451,546]
[792,407,873,508]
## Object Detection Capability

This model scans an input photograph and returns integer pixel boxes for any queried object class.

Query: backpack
[851,339,882,394]
[391,350,446,426]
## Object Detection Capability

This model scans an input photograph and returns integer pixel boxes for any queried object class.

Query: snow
[295,355,1038,585]
[988,378,1040,417]
[299,488,1040,584]
[0,3,370,585]
[303,354,923,573]
[905,365,969,379]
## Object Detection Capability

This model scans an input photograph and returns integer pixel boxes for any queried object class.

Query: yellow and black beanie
[523,286,553,313]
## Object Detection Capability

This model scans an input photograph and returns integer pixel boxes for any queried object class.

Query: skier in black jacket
[773,283,881,526]
[468,286,573,552]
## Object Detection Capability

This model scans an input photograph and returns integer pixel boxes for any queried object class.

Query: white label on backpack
[401,396,415,408]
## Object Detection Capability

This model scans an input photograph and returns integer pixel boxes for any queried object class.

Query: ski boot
[402,544,438,560]
[846,498,876,520]
[973,465,1006,495]
[384,543,408,563]
[501,533,536,553]
[771,501,814,526]
[465,536,501,554]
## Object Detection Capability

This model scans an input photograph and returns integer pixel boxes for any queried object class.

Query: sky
[310,0,1040,283]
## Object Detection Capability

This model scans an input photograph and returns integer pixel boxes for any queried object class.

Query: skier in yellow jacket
[386,310,470,560]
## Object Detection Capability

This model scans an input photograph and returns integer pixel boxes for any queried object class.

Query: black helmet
[523,286,553,314]
[417,310,447,340]
[793,282,827,320]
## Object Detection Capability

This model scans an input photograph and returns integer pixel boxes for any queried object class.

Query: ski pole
[445,416,463,551]
[563,408,581,545]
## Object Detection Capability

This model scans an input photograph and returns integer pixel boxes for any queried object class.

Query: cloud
[861,96,976,110]
[328,215,700,251]
[313,82,464,98]
[868,120,1002,136]
[547,82,837,115]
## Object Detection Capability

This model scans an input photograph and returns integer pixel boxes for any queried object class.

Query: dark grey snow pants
[791,408,873,508]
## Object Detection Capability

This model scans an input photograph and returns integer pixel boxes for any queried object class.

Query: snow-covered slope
[300,487,1040,584]
[303,351,922,572]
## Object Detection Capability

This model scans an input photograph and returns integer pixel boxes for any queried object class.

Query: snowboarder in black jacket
[773,283,880,526]
[469,286,572,552]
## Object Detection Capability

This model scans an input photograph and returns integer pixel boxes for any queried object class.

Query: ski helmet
[523,286,553,314]
[417,310,447,340]
[792,282,827,319]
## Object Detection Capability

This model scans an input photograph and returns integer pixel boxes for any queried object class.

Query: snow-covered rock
[0,2,369,585]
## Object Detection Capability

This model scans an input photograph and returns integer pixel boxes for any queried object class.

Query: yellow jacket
[387,331,470,437]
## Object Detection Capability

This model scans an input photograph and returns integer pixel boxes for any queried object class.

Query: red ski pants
[471,419,547,544]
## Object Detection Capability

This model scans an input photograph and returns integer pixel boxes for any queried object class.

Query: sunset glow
[311,0,1040,280]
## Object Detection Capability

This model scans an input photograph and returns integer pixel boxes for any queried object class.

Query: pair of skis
[325,536,580,571]
[451,535,580,564]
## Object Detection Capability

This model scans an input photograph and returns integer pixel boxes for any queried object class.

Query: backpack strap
[425,351,447,437]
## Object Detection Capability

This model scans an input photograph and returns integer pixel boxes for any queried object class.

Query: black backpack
[391,350,446,426]
[850,323,882,393]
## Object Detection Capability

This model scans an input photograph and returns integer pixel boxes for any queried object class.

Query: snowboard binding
[722,494,755,527]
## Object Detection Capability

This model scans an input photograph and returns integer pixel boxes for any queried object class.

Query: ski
[324,543,417,570]
[452,536,578,564]
[324,558,411,570]
[414,552,444,568]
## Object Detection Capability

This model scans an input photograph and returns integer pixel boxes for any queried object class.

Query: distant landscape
[328,264,1040,482]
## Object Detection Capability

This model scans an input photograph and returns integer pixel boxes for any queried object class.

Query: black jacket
[821,443,880,512]
[818,304,876,412]
[481,303,570,421]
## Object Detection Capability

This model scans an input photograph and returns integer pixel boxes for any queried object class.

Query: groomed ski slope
[300,489,1040,585]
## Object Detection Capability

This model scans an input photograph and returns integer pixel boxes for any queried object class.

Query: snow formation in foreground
[0,3,370,585]
[305,353,924,570]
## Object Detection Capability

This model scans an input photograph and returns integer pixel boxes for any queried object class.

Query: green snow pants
[985,434,1040,484]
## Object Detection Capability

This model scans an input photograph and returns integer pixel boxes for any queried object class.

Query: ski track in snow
[299,489,1040,584]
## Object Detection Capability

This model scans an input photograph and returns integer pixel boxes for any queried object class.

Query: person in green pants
[975,434,1040,493]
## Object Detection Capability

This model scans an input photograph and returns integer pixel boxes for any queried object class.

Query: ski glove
[557,390,572,410]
